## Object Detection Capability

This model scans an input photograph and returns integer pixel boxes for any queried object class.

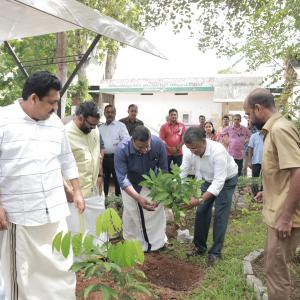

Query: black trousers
[234,159,243,176]
[194,175,238,257]
[167,155,183,172]
[252,164,261,177]
[102,154,121,196]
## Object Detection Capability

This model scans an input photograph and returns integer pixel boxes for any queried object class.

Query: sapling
[139,164,203,223]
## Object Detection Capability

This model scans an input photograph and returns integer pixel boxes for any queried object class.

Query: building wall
[113,92,222,133]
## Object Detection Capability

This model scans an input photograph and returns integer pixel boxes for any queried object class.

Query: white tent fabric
[0,0,165,59]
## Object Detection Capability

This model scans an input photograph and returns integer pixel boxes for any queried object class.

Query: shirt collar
[71,120,85,136]
[261,112,282,137]
[14,99,37,122]
[105,120,116,126]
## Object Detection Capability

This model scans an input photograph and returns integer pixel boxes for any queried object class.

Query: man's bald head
[246,88,275,109]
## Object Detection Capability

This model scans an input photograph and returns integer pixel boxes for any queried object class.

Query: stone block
[243,260,253,275]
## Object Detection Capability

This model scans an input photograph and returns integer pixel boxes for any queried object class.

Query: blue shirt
[248,132,264,164]
[114,136,168,193]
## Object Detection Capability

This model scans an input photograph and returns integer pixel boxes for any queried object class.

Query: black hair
[22,71,61,100]
[132,126,151,142]
[75,101,100,119]
[169,108,178,115]
[204,121,215,135]
[183,126,206,144]
[233,114,242,120]
[104,104,116,112]
[223,115,229,119]
[128,104,138,110]
[247,88,275,109]
[199,115,206,119]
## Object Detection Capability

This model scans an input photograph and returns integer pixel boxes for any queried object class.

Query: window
[182,113,189,123]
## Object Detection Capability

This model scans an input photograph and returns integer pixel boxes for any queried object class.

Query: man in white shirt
[99,105,130,196]
[0,71,85,300]
[181,127,238,265]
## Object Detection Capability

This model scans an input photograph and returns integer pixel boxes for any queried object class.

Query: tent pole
[4,41,29,79]
[58,34,102,117]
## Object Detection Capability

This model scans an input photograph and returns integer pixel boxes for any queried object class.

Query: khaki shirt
[65,121,101,198]
[261,113,300,227]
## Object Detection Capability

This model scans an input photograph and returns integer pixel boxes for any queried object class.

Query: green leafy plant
[139,164,203,223]
[52,208,151,300]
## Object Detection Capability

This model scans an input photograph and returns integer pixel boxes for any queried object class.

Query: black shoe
[186,247,206,258]
[207,254,221,266]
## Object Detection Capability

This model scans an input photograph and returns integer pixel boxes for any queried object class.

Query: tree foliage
[141,0,300,69]
[0,0,145,107]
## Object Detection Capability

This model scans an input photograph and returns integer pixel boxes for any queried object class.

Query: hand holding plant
[139,164,203,222]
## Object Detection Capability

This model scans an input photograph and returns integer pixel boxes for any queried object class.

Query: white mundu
[0,100,78,300]
[121,188,167,252]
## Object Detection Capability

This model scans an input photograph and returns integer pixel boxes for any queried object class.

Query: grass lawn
[167,208,267,299]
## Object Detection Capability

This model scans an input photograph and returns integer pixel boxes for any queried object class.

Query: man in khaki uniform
[244,88,300,300]
[65,102,105,243]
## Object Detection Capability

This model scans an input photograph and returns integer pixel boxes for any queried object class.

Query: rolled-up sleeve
[114,145,132,190]
[207,151,227,196]
[180,151,193,179]
[59,128,79,180]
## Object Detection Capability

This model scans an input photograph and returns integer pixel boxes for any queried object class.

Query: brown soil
[252,253,300,300]
[76,252,205,300]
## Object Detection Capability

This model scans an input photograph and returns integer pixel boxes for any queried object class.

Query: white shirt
[99,120,129,154]
[181,139,238,196]
[0,100,79,226]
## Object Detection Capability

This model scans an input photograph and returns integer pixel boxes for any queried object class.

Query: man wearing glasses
[114,126,168,252]
[64,101,105,243]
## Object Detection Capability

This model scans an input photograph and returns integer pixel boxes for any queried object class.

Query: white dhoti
[67,192,106,245]
[1,220,76,300]
[121,188,167,252]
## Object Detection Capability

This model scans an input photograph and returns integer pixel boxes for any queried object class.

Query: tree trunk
[101,49,119,107]
[55,32,68,118]
[105,49,118,79]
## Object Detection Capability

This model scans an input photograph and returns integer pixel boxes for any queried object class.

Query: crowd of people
[0,71,299,300]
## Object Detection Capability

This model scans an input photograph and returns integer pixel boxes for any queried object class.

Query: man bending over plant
[181,127,238,266]
[114,126,168,252]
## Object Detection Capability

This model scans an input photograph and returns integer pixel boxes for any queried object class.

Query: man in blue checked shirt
[114,125,168,252]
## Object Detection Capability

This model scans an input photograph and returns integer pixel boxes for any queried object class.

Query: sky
[87,24,275,84]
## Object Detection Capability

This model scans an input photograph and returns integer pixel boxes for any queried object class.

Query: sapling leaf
[72,233,83,257]
[61,231,71,258]
[52,231,63,252]
[83,234,94,254]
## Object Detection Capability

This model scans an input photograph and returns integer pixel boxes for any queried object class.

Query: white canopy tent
[0,0,165,58]
[0,0,165,115]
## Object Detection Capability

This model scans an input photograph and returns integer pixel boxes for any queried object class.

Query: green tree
[0,0,145,110]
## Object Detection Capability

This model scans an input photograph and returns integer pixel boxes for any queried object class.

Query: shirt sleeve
[248,134,255,148]
[157,139,168,172]
[272,125,300,170]
[180,151,193,179]
[100,134,105,150]
[120,123,130,140]
[159,124,166,142]
[59,127,79,180]
[207,149,228,196]
[114,145,132,190]
[245,128,251,139]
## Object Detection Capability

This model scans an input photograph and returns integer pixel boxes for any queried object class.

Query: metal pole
[58,34,102,117]
[4,41,29,78]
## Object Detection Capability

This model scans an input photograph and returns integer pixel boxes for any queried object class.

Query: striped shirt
[0,100,79,226]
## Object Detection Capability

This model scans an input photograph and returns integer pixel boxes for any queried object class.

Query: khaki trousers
[265,226,300,300]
